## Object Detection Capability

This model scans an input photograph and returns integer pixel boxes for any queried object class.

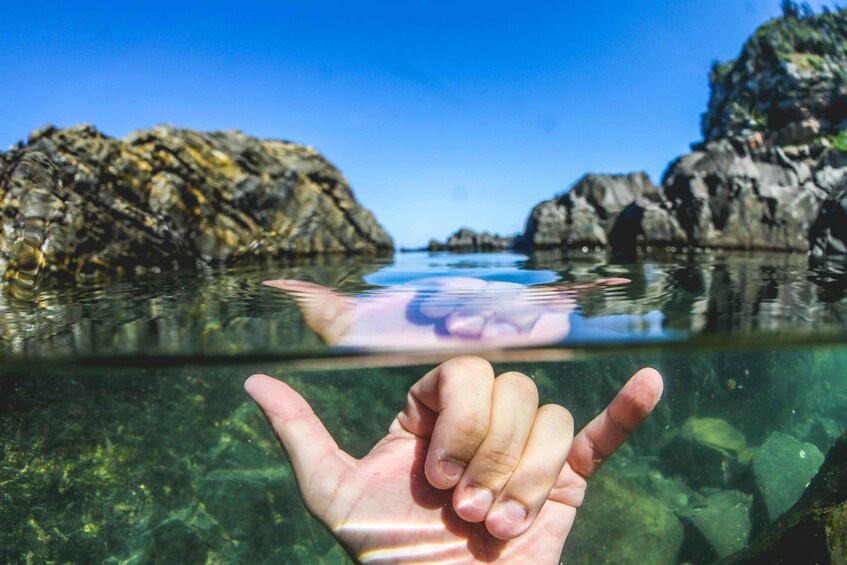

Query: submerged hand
[245,356,663,564]
[265,277,628,350]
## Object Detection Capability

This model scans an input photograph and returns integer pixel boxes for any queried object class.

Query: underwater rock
[806,417,845,453]
[197,467,292,540]
[563,470,684,564]
[427,227,513,252]
[144,506,221,564]
[720,430,847,564]
[0,124,393,292]
[680,489,753,560]
[751,431,825,522]
[660,417,752,489]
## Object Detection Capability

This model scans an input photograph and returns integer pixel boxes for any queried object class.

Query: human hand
[265,277,629,350]
[245,356,663,564]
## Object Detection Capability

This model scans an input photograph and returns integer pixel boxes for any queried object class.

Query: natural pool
[1,251,846,563]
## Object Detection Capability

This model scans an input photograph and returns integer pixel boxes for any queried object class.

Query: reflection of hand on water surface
[245,356,664,564]
[265,276,631,350]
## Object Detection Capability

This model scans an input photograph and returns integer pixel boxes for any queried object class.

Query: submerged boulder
[563,470,684,564]
[659,417,752,489]
[0,124,393,293]
[720,430,847,564]
[751,431,825,522]
[681,490,753,560]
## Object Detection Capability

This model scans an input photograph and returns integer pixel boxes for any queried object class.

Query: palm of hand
[310,426,579,564]
[246,358,663,565]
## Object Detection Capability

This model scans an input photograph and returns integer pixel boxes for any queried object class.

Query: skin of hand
[245,356,664,564]
[264,277,630,350]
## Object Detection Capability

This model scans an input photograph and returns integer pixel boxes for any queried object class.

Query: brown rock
[0,124,393,292]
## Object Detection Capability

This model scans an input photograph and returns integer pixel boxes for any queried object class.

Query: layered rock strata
[0,124,393,292]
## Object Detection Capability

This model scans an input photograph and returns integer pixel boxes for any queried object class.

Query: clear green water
[1,251,846,563]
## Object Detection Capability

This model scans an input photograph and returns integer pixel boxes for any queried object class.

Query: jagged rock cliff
[0,125,393,292]
[519,7,847,257]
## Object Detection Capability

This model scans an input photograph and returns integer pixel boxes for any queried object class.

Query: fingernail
[439,458,465,480]
[491,500,528,525]
[456,486,494,519]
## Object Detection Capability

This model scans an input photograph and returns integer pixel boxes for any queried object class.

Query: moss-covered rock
[563,470,684,564]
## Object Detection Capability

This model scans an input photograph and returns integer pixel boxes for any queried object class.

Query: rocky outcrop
[702,6,847,146]
[0,124,393,292]
[427,228,513,252]
[663,138,826,252]
[517,8,847,257]
[516,172,686,253]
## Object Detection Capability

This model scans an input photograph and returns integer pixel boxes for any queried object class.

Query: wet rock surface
[680,490,753,560]
[563,470,685,565]
[751,431,825,522]
[721,429,847,564]
[659,417,752,489]
[0,124,393,293]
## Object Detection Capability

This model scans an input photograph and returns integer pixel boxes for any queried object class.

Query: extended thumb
[244,374,349,503]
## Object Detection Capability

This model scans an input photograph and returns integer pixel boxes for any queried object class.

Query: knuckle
[516,461,557,490]
[454,413,489,444]
[478,443,522,474]
[498,371,539,402]
[442,356,494,383]
[538,404,574,431]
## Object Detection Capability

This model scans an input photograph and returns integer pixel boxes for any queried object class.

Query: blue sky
[0,1,832,248]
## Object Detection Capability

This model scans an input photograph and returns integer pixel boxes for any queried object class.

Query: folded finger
[394,356,495,489]
[485,403,574,539]
[453,371,539,523]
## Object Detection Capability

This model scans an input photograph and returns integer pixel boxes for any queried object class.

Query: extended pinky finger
[485,404,574,540]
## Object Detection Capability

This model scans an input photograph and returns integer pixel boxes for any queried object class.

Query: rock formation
[720,429,847,564]
[515,172,686,254]
[427,228,514,252]
[0,124,393,293]
[518,7,847,257]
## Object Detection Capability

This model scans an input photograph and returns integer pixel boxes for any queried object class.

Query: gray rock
[752,431,825,522]
[720,430,847,564]
[0,124,393,294]
[427,228,513,252]
[519,172,682,252]
[812,149,847,194]
[810,173,847,257]
[681,490,753,559]
[662,139,825,252]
